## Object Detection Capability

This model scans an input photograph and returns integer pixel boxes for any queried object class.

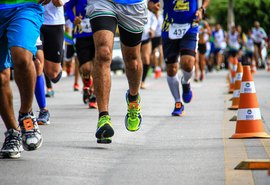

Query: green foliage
[207,0,227,28]
[207,0,270,32]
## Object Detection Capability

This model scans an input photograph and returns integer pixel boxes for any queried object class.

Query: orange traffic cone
[231,65,270,139]
[228,62,243,110]
[228,58,238,94]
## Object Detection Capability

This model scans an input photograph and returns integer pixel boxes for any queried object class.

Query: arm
[237,32,242,43]
[52,0,63,7]
[65,0,82,26]
[261,28,267,40]
[195,0,210,22]
[65,0,76,22]
[204,21,211,36]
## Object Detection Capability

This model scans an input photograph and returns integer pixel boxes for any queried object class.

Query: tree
[207,0,270,32]
[227,0,234,29]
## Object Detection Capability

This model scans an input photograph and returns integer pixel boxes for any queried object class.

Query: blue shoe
[37,109,50,125]
[171,102,185,116]
[45,90,55,98]
[182,83,193,103]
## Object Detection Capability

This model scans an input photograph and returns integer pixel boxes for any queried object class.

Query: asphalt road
[0,69,269,185]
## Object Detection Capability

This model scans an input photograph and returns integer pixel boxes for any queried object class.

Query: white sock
[181,67,195,84]
[167,74,181,102]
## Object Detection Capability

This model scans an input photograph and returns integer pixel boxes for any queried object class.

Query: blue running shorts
[0,4,43,72]
[162,33,198,64]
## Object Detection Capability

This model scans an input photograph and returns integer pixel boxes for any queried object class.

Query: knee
[166,64,178,77]
[181,57,195,72]
[45,68,59,79]
[13,54,32,70]
[80,63,91,76]
[96,46,112,66]
[34,59,43,75]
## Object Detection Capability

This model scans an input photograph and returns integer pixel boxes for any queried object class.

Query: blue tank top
[162,0,199,38]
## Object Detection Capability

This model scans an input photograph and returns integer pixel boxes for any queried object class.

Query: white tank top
[246,36,254,52]
[43,1,69,25]
[154,14,163,38]
[214,29,226,49]
[252,27,267,43]
[228,31,240,50]
[214,29,225,43]
[142,11,158,41]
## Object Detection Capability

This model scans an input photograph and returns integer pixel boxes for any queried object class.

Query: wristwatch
[200,6,206,15]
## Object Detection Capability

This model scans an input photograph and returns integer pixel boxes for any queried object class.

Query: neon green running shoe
[125,91,142,132]
[95,115,114,144]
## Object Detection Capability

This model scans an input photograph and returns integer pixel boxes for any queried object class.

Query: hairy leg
[93,30,114,113]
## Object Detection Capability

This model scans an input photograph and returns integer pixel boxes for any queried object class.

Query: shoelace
[23,129,40,139]
[20,116,40,137]
[128,105,140,119]
[2,135,21,150]
[98,116,110,127]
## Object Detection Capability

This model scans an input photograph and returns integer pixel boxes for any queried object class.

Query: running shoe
[125,91,142,132]
[18,113,43,151]
[171,102,185,116]
[96,115,114,144]
[89,94,97,109]
[182,82,193,103]
[45,90,55,98]
[37,109,50,125]
[0,129,23,159]
[73,83,80,91]
[83,87,90,104]
[154,67,162,79]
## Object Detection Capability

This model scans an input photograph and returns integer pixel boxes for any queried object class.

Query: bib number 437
[169,23,190,39]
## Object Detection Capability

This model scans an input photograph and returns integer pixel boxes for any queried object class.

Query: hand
[52,0,63,7]
[193,8,203,23]
[38,0,51,5]
[74,16,83,26]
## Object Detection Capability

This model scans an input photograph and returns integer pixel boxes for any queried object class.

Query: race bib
[81,18,92,33]
[169,23,190,39]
